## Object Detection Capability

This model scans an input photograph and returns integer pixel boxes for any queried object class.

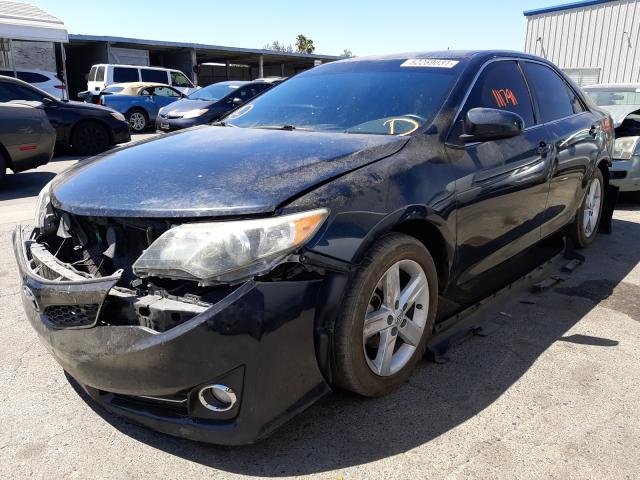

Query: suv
[0,69,66,99]
[87,64,198,96]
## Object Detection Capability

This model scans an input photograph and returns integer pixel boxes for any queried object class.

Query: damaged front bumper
[12,225,331,445]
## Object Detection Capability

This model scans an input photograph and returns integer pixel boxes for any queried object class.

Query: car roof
[582,83,640,90]
[91,64,182,72]
[335,50,549,64]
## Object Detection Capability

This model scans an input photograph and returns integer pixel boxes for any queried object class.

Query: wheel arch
[69,118,114,147]
[0,142,12,168]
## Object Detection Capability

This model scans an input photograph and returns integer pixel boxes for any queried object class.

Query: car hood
[51,126,409,218]
[160,98,217,115]
[600,104,640,127]
[60,99,115,113]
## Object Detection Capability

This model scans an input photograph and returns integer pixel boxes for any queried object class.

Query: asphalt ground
[1,138,638,479]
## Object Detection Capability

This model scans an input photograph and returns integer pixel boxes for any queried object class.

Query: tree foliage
[295,34,316,54]
[263,41,294,53]
[341,49,354,58]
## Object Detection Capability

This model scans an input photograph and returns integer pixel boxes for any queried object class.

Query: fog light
[198,384,237,412]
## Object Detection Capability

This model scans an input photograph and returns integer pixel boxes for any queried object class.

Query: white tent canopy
[0,1,67,43]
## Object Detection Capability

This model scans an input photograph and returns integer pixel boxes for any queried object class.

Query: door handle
[536,141,552,155]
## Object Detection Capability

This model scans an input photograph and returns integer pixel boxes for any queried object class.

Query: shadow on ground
[66,216,640,477]
[0,171,56,201]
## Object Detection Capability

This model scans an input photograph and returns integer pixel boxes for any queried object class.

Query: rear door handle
[537,141,552,155]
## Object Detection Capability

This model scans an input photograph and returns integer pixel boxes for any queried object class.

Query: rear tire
[569,168,604,248]
[333,233,438,397]
[126,108,148,133]
[72,121,110,156]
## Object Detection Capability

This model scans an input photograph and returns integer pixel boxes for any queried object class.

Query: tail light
[603,116,613,135]
[54,84,66,90]
[98,96,103,105]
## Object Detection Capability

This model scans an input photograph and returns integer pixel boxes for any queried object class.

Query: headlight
[110,111,126,122]
[133,208,329,284]
[181,108,208,119]
[613,136,640,160]
[34,180,53,230]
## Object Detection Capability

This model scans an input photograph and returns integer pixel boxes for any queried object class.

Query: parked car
[0,69,66,99]
[156,78,279,132]
[0,75,130,155]
[0,101,55,184]
[87,64,198,96]
[97,83,185,132]
[14,50,613,445]
[583,83,640,191]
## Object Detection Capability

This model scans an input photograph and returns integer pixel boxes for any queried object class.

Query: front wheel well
[390,220,450,293]
[597,158,610,186]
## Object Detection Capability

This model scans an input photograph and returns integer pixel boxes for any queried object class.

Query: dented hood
[600,104,640,128]
[51,126,408,218]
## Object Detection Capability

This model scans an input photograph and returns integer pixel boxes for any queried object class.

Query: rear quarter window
[95,66,105,82]
[88,66,97,81]
[17,72,50,83]
[113,67,139,83]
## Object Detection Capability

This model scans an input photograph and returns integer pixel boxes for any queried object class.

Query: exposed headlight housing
[133,208,329,285]
[181,108,208,119]
[34,180,54,230]
[110,111,126,122]
[613,136,640,160]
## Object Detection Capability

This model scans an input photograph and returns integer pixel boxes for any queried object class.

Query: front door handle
[537,141,552,155]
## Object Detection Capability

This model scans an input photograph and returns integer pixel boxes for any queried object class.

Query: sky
[31,0,562,57]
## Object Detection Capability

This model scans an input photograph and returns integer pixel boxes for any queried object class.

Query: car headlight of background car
[110,111,126,122]
[613,136,640,160]
[133,208,329,285]
[181,108,208,119]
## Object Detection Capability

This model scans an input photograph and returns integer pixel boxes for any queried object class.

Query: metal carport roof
[0,0,67,42]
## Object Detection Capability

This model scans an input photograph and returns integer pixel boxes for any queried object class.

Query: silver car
[0,101,56,184]
[583,83,640,192]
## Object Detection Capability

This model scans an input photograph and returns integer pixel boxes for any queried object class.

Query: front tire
[72,121,110,156]
[0,151,6,184]
[333,233,438,397]
[569,168,604,248]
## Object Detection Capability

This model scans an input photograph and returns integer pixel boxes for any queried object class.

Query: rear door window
[88,66,97,81]
[113,67,139,83]
[522,62,579,123]
[141,69,168,83]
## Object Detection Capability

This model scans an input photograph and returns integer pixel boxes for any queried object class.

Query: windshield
[188,83,244,101]
[225,59,461,135]
[585,88,640,106]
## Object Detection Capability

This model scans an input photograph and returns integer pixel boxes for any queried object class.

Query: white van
[87,64,198,95]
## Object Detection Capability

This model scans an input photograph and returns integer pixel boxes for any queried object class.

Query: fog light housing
[198,384,237,412]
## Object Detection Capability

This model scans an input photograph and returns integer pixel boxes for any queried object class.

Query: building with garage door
[524,0,640,86]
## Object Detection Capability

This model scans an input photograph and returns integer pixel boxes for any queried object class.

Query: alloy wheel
[583,176,602,237]
[129,112,146,131]
[362,259,430,376]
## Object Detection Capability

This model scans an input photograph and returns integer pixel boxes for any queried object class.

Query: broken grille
[43,304,100,328]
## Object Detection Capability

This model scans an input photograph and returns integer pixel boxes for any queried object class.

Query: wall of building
[524,0,640,85]
[10,40,56,72]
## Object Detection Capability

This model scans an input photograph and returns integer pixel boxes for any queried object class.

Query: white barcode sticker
[401,59,459,68]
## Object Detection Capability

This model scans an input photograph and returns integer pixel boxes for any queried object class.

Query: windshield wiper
[211,121,228,127]
[256,125,298,131]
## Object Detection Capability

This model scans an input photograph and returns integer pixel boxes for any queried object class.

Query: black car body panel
[13,50,613,445]
[0,101,55,174]
[0,75,130,152]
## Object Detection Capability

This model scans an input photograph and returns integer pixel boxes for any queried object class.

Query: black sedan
[14,51,612,445]
[156,78,279,132]
[0,101,55,183]
[0,76,130,155]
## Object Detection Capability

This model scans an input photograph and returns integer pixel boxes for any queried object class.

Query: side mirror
[231,97,243,106]
[460,108,524,143]
[42,97,55,106]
